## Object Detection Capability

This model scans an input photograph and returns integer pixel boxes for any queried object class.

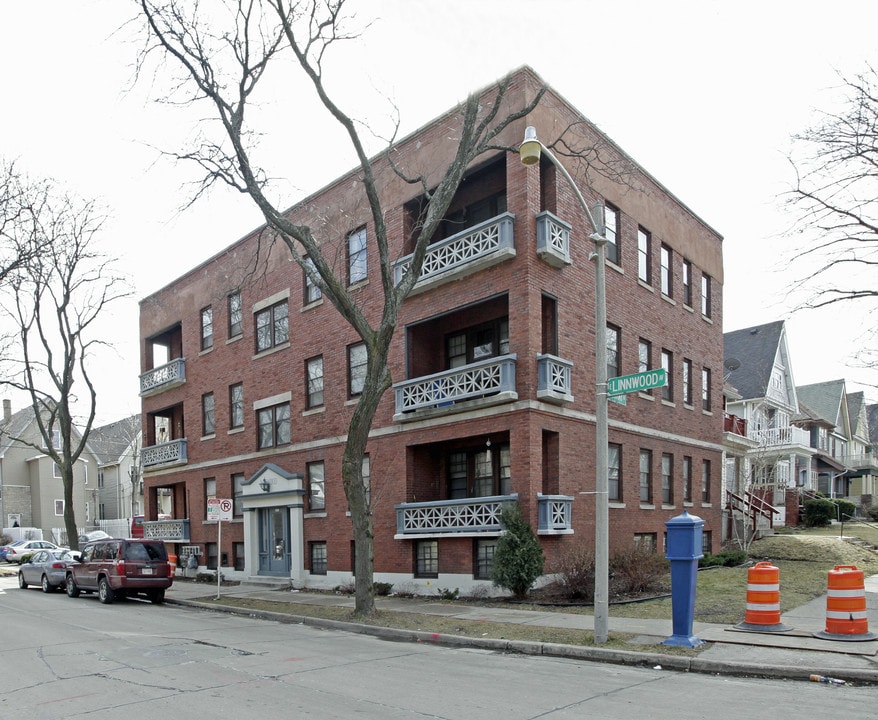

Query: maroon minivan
[66,538,173,604]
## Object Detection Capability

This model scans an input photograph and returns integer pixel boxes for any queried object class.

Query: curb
[166,598,878,686]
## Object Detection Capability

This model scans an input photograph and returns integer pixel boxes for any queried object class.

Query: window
[310,542,328,575]
[447,443,511,499]
[229,383,244,428]
[682,259,692,306]
[234,542,245,571]
[701,460,711,502]
[348,227,367,284]
[306,356,324,409]
[603,203,620,265]
[206,542,218,570]
[660,244,672,297]
[682,358,692,406]
[702,367,712,411]
[304,257,322,304]
[701,273,712,317]
[474,539,496,580]
[362,455,371,507]
[200,306,213,350]
[228,291,242,338]
[638,339,651,393]
[446,318,510,368]
[661,349,673,402]
[661,453,673,504]
[637,227,651,282]
[682,456,693,502]
[415,540,438,578]
[607,324,620,381]
[541,294,557,355]
[634,533,657,553]
[608,443,622,501]
[51,428,62,449]
[54,499,64,516]
[255,300,289,353]
[307,461,325,511]
[201,393,215,436]
[204,478,216,520]
[98,470,104,489]
[232,472,245,516]
[348,343,367,396]
[257,403,291,449]
[53,462,61,479]
[639,449,652,503]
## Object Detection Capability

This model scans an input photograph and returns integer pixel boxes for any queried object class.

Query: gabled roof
[88,414,141,466]
[723,321,786,401]
[867,404,878,446]
[796,380,848,434]
[0,404,40,458]
[846,391,869,441]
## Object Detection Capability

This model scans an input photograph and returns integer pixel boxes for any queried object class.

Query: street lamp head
[519,126,542,166]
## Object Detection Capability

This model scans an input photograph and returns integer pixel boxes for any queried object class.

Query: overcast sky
[2,0,876,425]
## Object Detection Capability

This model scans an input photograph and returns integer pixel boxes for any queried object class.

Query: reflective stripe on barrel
[743,562,781,626]
[824,565,869,636]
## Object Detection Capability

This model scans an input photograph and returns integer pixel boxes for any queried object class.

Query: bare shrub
[550,545,596,600]
[610,547,669,596]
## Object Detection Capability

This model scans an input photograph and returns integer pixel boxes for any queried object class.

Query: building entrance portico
[241,464,305,583]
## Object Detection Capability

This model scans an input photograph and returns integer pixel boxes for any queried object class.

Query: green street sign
[607,368,667,396]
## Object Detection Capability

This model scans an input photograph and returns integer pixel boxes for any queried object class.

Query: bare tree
[785,66,878,366]
[0,176,130,550]
[0,161,54,295]
[135,0,545,616]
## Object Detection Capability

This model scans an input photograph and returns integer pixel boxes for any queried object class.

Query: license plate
[142,568,153,575]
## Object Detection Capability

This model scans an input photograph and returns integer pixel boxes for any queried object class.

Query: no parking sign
[207,498,233,521]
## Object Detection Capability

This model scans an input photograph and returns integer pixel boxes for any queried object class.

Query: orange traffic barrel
[814,565,877,642]
[735,561,792,632]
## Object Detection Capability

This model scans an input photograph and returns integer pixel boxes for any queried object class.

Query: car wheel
[66,575,80,598]
[41,575,55,593]
[18,572,27,589]
[148,589,165,604]
[98,577,115,604]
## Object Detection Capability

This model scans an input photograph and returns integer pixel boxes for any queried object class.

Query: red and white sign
[207,498,233,521]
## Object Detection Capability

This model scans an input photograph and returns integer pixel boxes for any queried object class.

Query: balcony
[395,494,518,537]
[536,210,571,267]
[393,212,515,295]
[143,518,190,542]
[841,453,878,472]
[536,354,573,404]
[393,355,517,420]
[750,426,810,448]
[142,439,188,469]
[140,358,186,397]
[723,413,747,436]
[537,494,574,534]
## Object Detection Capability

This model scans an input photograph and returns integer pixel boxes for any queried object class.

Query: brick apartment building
[138,67,724,593]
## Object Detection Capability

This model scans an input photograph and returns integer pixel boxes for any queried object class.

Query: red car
[66,538,173,604]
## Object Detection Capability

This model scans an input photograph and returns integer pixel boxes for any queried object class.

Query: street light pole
[520,126,610,644]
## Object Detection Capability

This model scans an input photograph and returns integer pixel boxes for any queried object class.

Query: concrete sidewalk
[165,575,878,685]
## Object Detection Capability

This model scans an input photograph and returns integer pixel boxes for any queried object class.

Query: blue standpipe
[662,510,705,648]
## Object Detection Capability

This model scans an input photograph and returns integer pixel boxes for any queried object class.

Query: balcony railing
[841,453,878,471]
[142,439,188,468]
[393,212,515,295]
[143,518,190,542]
[536,353,573,404]
[750,426,810,448]
[536,210,571,267]
[395,494,518,536]
[140,358,186,397]
[393,355,517,418]
[537,494,574,534]
[723,413,747,436]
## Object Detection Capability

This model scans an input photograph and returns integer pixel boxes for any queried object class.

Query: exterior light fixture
[259,479,271,493]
